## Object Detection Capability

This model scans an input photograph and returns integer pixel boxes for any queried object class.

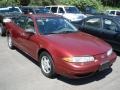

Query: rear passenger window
[46,7,50,10]
[85,18,101,28]
[28,8,34,14]
[110,11,115,15]
[16,16,26,29]
[58,7,64,13]
[116,11,120,15]
[51,7,57,13]
[103,19,118,31]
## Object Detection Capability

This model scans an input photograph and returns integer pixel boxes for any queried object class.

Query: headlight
[63,56,94,63]
[107,48,113,56]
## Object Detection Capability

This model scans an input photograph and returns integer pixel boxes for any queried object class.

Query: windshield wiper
[58,31,79,34]
[43,31,79,35]
[44,32,59,35]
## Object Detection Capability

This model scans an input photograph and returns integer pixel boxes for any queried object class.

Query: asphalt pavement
[0,36,120,90]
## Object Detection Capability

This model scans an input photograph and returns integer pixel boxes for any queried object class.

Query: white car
[105,10,120,16]
[46,5,87,22]
[0,6,22,36]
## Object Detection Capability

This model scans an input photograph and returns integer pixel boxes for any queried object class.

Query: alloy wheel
[41,56,52,74]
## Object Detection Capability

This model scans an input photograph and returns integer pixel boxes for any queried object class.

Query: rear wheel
[39,51,55,78]
[7,34,14,49]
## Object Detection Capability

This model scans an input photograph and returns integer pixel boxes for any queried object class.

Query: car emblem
[101,55,105,59]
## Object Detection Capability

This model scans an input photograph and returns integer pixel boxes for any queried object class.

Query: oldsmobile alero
[4,14,117,78]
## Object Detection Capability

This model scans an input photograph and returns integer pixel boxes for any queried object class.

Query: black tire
[39,51,55,78]
[7,34,14,49]
[0,24,6,36]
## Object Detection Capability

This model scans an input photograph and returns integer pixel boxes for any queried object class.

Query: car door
[19,17,39,59]
[101,18,120,50]
[83,17,103,38]
[101,18,118,44]
[11,16,27,50]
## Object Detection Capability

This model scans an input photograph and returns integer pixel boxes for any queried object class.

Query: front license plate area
[99,61,110,71]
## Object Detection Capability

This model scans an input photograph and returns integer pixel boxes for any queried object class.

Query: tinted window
[85,18,101,28]
[116,11,120,15]
[110,11,115,15]
[16,16,26,29]
[46,7,50,10]
[51,7,57,13]
[58,7,64,13]
[65,7,80,13]
[28,8,34,13]
[21,8,29,14]
[103,19,118,31]
[0,9,9,13]
[9,8,20,13]
[35,8,50,14]
[25,18,35,32]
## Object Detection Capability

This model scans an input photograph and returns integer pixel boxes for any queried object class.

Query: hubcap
[41,56,51,74]
[8,35,12,47]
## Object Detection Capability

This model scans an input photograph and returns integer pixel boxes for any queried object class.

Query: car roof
[0,6,20,10]
[46,5,76,7]
[86,15,120,20]
[106,10,120,11]
[20,6,46,8]
[25,13,63,18]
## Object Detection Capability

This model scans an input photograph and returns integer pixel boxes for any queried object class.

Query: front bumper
[56,52,117,78]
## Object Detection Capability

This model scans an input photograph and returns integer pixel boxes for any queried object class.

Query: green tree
[19,0,30,6]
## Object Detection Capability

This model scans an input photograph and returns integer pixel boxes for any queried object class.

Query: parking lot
[0,36,120,90]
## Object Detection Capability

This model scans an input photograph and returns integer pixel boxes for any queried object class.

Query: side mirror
[25,28,35,35]
[3,18,12,23]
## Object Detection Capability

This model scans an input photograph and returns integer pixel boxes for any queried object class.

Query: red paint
[5,14,117,78]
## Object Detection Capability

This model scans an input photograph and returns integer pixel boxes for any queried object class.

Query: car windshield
[0,8,20,14]
[0,9,9,13]
[9,8,21,13]
[36,18,78,35]
[35,8,50,14]
[65,7,80,13]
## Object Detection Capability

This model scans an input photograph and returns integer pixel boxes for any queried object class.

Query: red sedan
[5,14,117,78]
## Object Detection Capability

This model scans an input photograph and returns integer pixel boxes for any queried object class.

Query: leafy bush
[60,0,103,11]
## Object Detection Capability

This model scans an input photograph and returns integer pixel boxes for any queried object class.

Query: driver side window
[16,16,26,29]
[85,18,101,28]
[103,19,118,32]
[58,7,64,13]
[25,18,35,32]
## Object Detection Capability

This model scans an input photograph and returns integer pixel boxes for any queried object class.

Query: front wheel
[39,51,56,78]
[7,34,14,49]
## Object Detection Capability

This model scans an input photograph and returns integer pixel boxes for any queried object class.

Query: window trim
[84,17,102,29]
[102,18,119,32]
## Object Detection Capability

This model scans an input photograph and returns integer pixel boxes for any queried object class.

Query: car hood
[44,32,111,56]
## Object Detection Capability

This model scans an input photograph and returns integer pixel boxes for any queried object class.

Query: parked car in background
[4,14,116,78]
[74,15,120,51]
[20,6,50,14]
[105,10,120,16]
[83,6,104,16]
[46,5,87,22]
[0,6,22,36]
